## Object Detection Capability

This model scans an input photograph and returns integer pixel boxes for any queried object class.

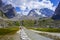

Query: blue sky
[50,0,60,6]
[2,0,60,15]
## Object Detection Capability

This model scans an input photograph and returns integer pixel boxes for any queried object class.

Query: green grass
[26,27,60,33]
[0,27,20,35]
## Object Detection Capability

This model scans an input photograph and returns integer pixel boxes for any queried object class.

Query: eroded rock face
[52,2,60,20]
[0,0,3,7]
[55,2,60,15]
[0,0,16,19]
[2,4,16,18]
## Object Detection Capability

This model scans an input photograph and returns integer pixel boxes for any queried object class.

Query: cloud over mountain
[2,0,57,15]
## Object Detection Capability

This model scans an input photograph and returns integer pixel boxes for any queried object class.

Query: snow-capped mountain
[28,9,39,17]
[19,8,53,20]
[40,8,54,17]
[27,8,54,18]
[18,8,54,20]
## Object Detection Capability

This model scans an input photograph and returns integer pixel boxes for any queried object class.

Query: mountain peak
[40,8,54,17]
[28,8,54,18]
[28,9,39,17]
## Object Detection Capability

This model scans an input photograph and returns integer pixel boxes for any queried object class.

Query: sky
[2,0,60,15]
